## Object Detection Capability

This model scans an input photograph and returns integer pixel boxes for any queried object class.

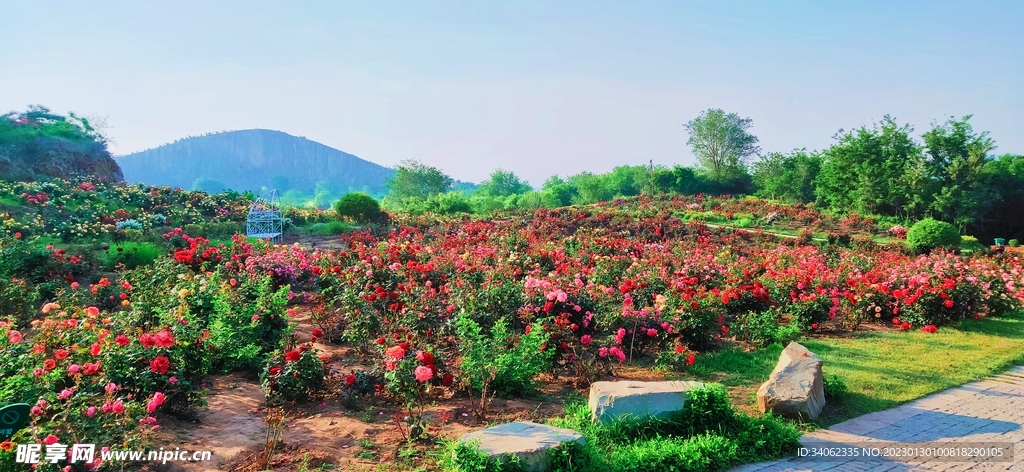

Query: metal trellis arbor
[246,189,284,244]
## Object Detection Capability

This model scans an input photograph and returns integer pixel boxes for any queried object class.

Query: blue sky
[1,1,1021,186]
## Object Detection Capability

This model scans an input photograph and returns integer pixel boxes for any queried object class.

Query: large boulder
[458,421,585,472]
[756,341,826,420]
[588,380,705,423]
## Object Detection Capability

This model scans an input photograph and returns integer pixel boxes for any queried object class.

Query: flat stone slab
[588,380,705,423]
[459,421,585,471]
[756,341,825,420]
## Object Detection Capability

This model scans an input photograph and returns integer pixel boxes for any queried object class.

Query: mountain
[116,129,394,196]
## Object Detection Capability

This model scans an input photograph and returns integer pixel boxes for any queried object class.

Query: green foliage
[823,374,848,401]
[308,220,352,236]
[684,109,760,183]
[192,177,227,194]
[426,192,472,215]
[0,105,121,182]
[440,440,526,472]
[611,435,738,472]
[730,310,801,348]
[815,115,922,218]
[478,169,532,197]
[454,313,552,397]
[752,149,822,203]
[102,242,160,270]
[334,192,384,223]
[906,218,960,253]
[960,235,986,253]
[208,276,292,372]
[1010,239,1020,247]
[386,159,454,199]
[922,116,997,231]
[261,346,328,402]
[546,384,800,472]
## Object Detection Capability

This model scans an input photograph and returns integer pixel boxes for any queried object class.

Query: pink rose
[414,365,433,382]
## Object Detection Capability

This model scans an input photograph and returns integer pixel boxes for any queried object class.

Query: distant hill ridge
[116,129,395,195]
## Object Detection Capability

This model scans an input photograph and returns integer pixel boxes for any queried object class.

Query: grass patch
[101,242,161,269]
[306,220,353,236]
[440,384,801,472]
[687,312,1024,427]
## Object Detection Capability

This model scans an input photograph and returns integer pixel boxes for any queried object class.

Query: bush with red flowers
[260,339,328,402]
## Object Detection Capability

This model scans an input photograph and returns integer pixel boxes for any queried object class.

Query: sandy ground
[149,312,576,471]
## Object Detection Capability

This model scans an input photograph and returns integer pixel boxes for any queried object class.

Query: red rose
[675,345,684,354]
[441,373,454,387]
[269,366,282,376]
[285,350,301,363]
[149,356,170,374]
[686,353,696,366]
[54,349,69,360]
[115,334,130,347]
[154,329,174,348]
[416,351,435,365]
[345,373,356,386]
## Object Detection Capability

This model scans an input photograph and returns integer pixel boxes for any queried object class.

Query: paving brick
[731,367,1024,472]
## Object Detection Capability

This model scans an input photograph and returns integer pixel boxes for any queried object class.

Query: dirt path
[734,366,1024,471]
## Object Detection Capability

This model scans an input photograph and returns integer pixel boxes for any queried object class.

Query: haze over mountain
[116,129,395,197]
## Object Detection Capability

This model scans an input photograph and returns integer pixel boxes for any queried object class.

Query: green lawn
[686,311,1024,427]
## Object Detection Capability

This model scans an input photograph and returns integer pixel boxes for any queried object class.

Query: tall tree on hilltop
[385,159,453,199]
[683,109,760,183]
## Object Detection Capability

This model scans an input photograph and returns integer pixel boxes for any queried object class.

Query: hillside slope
[0,106,123,182]
[116,129,394,194]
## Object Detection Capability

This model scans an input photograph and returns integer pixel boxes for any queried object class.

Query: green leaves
[684,109,760,184]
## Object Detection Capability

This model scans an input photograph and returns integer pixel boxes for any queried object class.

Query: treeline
[380,160,748,216]
[752,115,1024,239]
[376,111,1024,241]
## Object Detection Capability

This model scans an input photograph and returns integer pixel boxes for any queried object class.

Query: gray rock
[756,341,826,420]
[588,380,706,423]
[459,421,585,472]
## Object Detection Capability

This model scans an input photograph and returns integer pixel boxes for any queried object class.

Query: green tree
[192,177,226,194]
[815,116,922,217]
[385,159,454,199]
[568,172,613,204]
[752,149,822,203]
[477,169,532,197]
[540,175,575,207]
[605,165,652,196]
[922,116,997,231]
[334,192,384,223]
[683,109,760,183]
[424,192,471,215]
[978,154,1024,240]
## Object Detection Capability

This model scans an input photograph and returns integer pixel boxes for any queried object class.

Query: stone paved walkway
[735,366,1024,471]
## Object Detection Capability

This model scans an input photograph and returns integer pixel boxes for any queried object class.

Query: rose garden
[0,176,1022,471]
